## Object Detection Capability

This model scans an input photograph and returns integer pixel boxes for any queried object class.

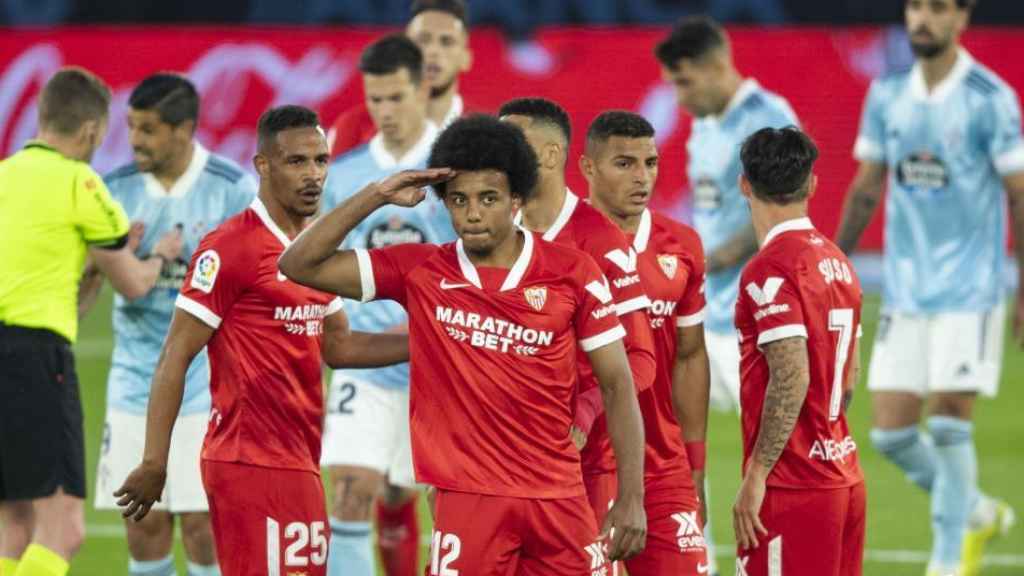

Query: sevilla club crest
[524,286,547,311]
[657,254,678,279]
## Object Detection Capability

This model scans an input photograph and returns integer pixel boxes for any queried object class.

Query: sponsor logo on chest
[435,306,555,356]
[273,303,330,337]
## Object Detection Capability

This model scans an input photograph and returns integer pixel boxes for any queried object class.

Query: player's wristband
[685,441,706,471]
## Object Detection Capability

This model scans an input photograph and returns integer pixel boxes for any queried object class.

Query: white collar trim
[910,48,973,103]
[441,94,464,128]
[250,197,292,248]
[633,209,652,254]
[762,217,814,248]
[143,141,209,199]
[720,78,760,120]
[455,229,535,291]
[512,187,578,242]
[368,122,439,170]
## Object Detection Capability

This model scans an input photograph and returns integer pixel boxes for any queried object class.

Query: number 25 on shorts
[266,517,327,575]
[430,530,462,575]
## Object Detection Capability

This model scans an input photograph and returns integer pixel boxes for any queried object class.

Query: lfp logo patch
[191,250,221,293]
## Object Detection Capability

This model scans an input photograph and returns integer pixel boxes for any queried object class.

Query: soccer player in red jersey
[731,127,865,576]
[328,0,472,158]
[496,99,657,538]
[279,115,648,573]
[113,106,411,576]
[582,110,712,575]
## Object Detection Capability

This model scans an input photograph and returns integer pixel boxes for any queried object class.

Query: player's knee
[180,513,217,565]
[0,504,34,556]
[331,481,377,521]
[928,394,975,420]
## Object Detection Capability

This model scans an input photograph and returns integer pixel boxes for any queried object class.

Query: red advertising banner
[1,26,1022,249]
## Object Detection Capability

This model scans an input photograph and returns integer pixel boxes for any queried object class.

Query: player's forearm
[601,371,645,497]
[77,263,104,318]
[324,331,410,368]
[706,224,758,273]
[671,344,710,445]
[141,349,190,468]
[836,176,883,255]
[749,337,810,480]
[92,247,164,300]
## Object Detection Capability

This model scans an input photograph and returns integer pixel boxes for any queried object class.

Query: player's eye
[647,159,659,168]
[440,36,455,47]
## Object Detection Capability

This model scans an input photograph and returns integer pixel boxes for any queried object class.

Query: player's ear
[806,173,818,200]
[579,154,595,183]
[253,153,269,180]
[738,173,754,200]
[177,119,196,139]
[460,42,473,73]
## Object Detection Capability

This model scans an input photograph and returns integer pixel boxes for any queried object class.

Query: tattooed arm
[835,161,887,254]
[732,336,810,550]
[706,224,758,274]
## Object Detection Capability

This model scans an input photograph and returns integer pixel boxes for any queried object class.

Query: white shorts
[867,303,1005,398]
[95,409,209,512]
[705,329,741,412]
[321,374,416,488]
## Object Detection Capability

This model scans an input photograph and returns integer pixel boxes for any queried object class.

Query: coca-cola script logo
[0,42,355,175]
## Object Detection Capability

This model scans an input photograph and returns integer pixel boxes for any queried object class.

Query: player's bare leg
[124,510,175,576]
[11,488,85,575]
[376,484,420,576]
[180,512,219,575]
[328,465,383,576]
[0,500,34,570]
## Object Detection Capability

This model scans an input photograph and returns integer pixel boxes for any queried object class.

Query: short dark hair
[586,110,655,154]
[956,0,977,9]
[359,34,424,85]
[410,0,468,27]
[655,15,727,68]
[257,105,321,152]
[428,114,538,201]
[497,97,572,143]
[128,73,200,128]
[740,126,819,205]
[37,67,111,135]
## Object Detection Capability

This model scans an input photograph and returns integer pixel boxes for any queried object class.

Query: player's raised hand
[733,471,769,550]
[152,225,184,263]
[114,460,167,522]
[127,221,146,252]
[374,168,454,207]
[600,494,647,561]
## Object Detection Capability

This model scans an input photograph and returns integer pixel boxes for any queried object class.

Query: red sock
[376,496,420,576]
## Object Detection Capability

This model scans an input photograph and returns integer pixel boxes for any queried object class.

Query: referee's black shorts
[0,323,86,500]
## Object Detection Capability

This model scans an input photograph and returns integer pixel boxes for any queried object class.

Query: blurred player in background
[87,73,256,576]
[583,110,711,575]
[328,0,472,159]
[279,115,649,572]
[113,106,409,576]
[319,34,453,576]
[497,98,657,549]
[655,17,800,571]
[836,1,1023,574]
[732,127,865,576]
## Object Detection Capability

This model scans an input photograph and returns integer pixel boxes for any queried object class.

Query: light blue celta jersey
[855,49,1024,313]
[687,79,799,333]
[323,124,454,389]
[104,144,256,415]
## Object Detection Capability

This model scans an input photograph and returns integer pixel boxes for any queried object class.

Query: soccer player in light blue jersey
[655,17,799,575]
[836,2,1024,574]
[90,74,256,576]
[319,35,454,576]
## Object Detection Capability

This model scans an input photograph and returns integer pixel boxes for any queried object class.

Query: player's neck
[590,193,641,234]
[34,130,86,162]
[468,228,525,269]
[519,175,567,233]
[153,141,195,191]
[752,205,807,247]
[919,45,961,92]
[258,190,307,238]
[381,120,427,162]
[427,85,459,126]
[713,70,745,117]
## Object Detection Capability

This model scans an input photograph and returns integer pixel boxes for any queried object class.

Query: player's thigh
[840,483,867,576]
[518,495,607,576]
[625,487,708,576]
[165,411,211,513]
[583,471,618,529]
[0,329,84,501]
[326,465,384,521]
[321,374,399,472]
[867,311,928,396]
[386,386,419,489]
[201,460,328,576]
[927,305,1004,398]
[736,487,849,576]
[429,489,519,576]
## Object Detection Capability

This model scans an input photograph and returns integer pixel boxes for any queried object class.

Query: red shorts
[428,489,608,576]
[625,481,709,576]
[736,482,866,576]
[201,460,329,576]
[583,470,617,529]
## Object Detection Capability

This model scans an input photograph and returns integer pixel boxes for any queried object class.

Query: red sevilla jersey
[327,94,469,159]
[629,209,706,484]
[176,199,342,474]
[735,218,864,489]
[515,189,656,476]
[357,230,625,498]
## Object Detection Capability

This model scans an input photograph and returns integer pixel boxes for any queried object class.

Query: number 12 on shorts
[266,517,327,575]
[430,530,462,575]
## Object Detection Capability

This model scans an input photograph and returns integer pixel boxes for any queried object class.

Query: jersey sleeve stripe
[354,248,376,303]
[326,297,344,316]
[175,294,222,329]
[579,324,627,352]
[994,144,1024,176]
[615,295,650,316]
[756,324,808,347]
[853,135,884,162]
[676,308,706,327]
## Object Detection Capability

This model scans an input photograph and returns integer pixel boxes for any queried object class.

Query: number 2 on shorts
[266,517,327,575]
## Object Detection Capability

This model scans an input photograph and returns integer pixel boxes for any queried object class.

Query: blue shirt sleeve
[854,80,887,163]
[985,86,1024,176]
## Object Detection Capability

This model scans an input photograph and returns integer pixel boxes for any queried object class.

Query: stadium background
[2,1,1022,573]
